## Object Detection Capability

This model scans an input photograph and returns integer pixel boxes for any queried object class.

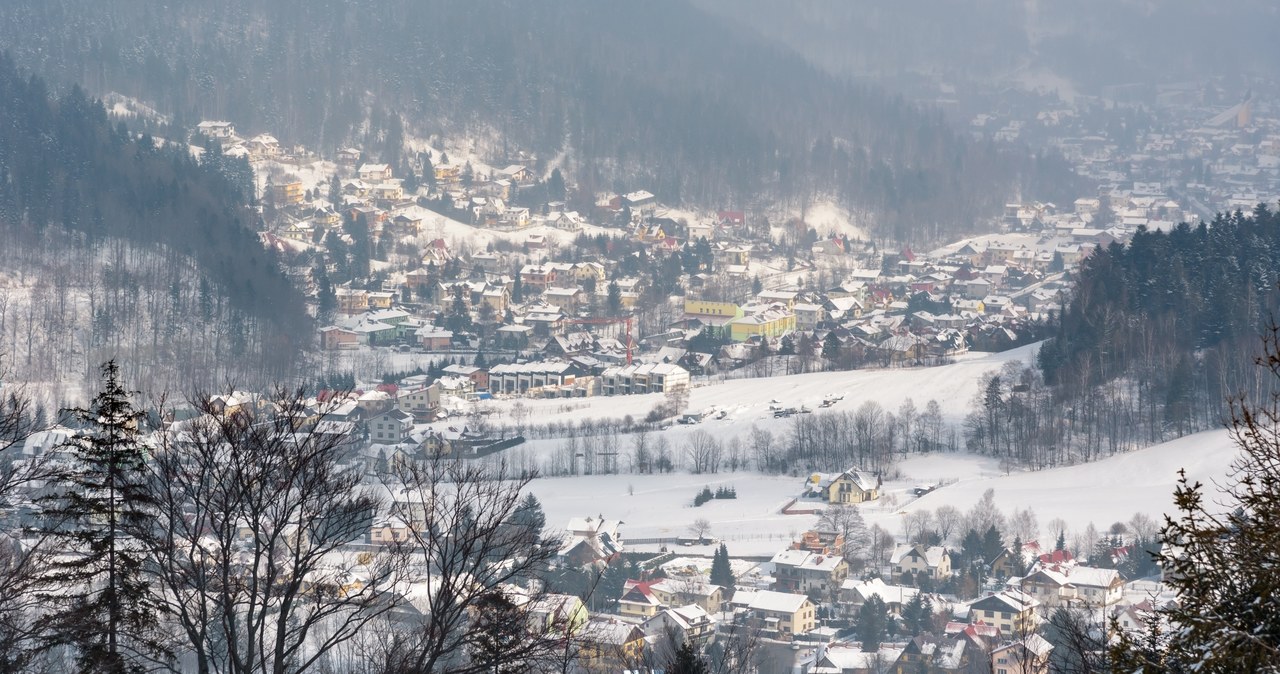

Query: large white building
[487,362,579,395]
[600,362,690,395]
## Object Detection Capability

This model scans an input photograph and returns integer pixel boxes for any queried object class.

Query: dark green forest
[965,207,1280,469]
[0,0,1081,242]
[1041,207,1280,394]
[0,54,309,386]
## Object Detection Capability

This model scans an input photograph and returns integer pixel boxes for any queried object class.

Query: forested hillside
[0,0,1079,241]
[964,208,1280,470]
[0,55,309,392]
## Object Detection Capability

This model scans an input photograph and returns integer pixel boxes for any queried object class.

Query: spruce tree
[39,361,168,672]
[710,543,735,591]
[667,641,709,674]
[857,595,888,650]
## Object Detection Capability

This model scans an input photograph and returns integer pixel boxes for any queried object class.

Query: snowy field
[526,472,808,557]
[525,429,1241,558]
[899,429,1240,535]
[483,342,1042,463]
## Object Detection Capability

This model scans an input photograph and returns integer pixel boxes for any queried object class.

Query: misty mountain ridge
[0,0,1080,241]
[698,0,1279,98]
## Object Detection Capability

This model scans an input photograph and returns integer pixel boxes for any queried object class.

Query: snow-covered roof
[842,577,919,605]
[747,590,809,614]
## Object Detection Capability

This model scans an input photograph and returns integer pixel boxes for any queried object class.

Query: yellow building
[729,304,795,342]
[747,590,815,639]
[969,590,1040,636]
[271,181,305,206]
[434,164,461,182]
[823,470,880,504]
[683,298,741,318]
[579,620,646,673]
[367,291,395,310]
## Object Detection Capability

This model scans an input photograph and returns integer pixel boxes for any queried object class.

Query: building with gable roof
[743,590,816,640]
[967,590,1040,636]
[890,543,951,583]
[771,549,849,598]
[1019,563,1123,608]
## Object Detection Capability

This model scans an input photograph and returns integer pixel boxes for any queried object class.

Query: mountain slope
[0,0,1080,241]
[0,55,309,386]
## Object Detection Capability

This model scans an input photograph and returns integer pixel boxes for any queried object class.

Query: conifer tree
[667,641,709,674]
[710,543,735,591]
[39,361,168,673]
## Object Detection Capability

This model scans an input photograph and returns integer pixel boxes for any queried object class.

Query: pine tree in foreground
[38,361,168,673]
[1111,324,1280,672]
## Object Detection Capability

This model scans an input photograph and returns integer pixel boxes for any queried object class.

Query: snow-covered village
[1,2,1280,673]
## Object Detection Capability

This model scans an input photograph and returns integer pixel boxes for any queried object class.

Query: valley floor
[526,429,1238,557]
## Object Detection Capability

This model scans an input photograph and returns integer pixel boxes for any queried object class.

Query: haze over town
[0,2,1276,672]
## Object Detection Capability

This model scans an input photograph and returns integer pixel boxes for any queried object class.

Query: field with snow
[484,342,1041,456]
[898,429,1240,536]
[526,429,1241,558]
[500,341,1244,557]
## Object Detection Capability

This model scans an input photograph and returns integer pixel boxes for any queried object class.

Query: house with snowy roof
[839,578,920,617]
[808,645,905,674]
[558,515,623,568]
[967,590,1040,636]
[358,163,393,184]
[1019,563,1123,608]
[196,120,236,141]
[743,590,815,640]
[890,543,951,583]
[368,408,413,445]
[805,469,880,504]
[892,632,977,672]
[771,549,849,598]
[641,604,718,645]
[991,635,1053,674]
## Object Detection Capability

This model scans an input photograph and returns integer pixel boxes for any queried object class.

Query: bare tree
[934,505,962,544]
[903,510,935,544]
[380,456,567,674]
[965,488,1006,536]
[817,505,871,566]
[748,426,775,472]
[142,389,404,674]
[867,524,895,572]
[630,428,652,474]
[0,362,57,670]
[1127,512,1158,542]
[687,518,713,543]
[685,430,722,474]
[1007,507,1040,543]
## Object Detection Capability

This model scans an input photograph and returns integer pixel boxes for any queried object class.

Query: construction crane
[564,315,634,365]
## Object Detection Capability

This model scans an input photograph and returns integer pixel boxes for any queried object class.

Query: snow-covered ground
[479,342,1040,460]
[798,200,870,241]
[899,429,1240,536]
[528,428,1241,558]
[527,472,806,557]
